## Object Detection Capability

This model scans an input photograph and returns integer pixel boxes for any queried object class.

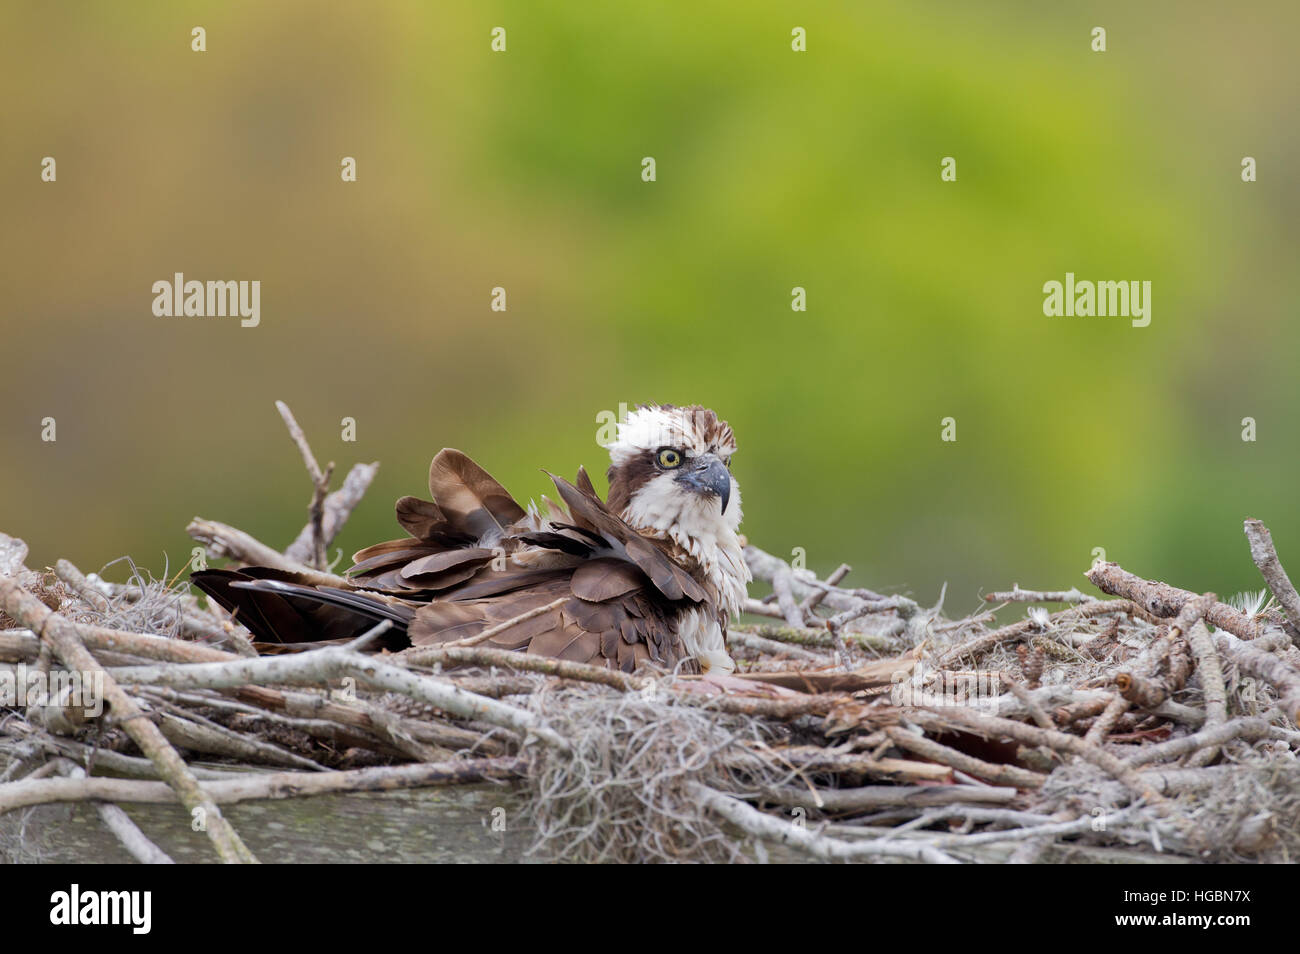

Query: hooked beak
[676,454,732,514]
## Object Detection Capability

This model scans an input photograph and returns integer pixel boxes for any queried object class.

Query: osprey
[192,404,750,674]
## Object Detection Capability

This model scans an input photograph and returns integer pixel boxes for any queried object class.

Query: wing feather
[570,558,644,601]
[427,449,528,541]
[394,495,447,539]
[547,473,707,603]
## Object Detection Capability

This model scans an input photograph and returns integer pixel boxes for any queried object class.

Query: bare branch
[1244,518,1300,644]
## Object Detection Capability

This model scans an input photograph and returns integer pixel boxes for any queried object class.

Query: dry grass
[521,683,793,863]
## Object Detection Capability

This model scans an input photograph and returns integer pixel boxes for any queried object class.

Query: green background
[3,1,1297,614]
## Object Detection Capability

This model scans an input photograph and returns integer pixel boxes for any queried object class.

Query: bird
[191,404,750,674]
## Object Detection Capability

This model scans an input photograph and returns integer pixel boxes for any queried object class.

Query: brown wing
[549,473,708,603]
[348,448,536,594]
[403,467,715,672]
[408,561,686,673]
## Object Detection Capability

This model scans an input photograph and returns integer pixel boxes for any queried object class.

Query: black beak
[677,455,732,514]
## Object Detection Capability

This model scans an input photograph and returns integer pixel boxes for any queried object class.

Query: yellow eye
[657,448,683,468]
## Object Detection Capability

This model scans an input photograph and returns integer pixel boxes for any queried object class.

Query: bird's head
[605,404,742,552]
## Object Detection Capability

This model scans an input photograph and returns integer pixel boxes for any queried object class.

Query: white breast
[674,606,736,674]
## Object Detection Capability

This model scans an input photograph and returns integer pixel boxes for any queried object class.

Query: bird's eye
[657,448,683,469]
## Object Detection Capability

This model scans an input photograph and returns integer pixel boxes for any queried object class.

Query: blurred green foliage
[2,1,1297,610]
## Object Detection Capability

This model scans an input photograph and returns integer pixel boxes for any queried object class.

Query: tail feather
[191,569,412,648]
